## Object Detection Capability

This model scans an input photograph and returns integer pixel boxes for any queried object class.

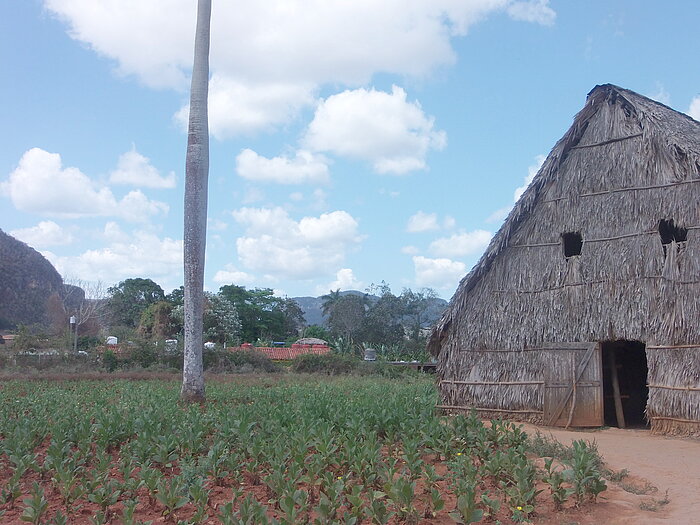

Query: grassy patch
[640,490,670,512]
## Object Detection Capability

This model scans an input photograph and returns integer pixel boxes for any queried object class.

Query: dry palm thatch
[429,84,700,435]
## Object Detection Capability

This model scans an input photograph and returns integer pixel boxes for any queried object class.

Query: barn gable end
[429,84,700,435]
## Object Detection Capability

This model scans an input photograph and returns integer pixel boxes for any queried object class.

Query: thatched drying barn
[428,84,700,435]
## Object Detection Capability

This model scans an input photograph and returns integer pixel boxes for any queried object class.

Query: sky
[2,1,699,300]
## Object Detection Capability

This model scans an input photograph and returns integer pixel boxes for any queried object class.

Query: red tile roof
[228,344,331,361]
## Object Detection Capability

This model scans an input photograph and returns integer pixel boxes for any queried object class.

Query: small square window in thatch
[562,232,583,258]
[658,219,687,257]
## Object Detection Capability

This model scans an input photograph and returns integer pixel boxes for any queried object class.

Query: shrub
[354,360,421,379]
[77,335,101,351]
[129,343,158,369]
[12,324,46,351]
[204,349,279,373]
[291,353,357,375]
[103,350,119,372]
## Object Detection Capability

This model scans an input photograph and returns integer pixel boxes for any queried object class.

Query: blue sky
[2,1,699,300]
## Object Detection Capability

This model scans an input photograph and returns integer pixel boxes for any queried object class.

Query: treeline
[105,279,305,347]
[11,274,445,364]
[320,282,442,357]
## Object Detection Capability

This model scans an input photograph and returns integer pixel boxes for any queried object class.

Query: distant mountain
[0,228,65,329]
[293,296,326,326]
[292,290,448,329]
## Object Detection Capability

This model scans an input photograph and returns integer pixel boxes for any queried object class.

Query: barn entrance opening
[601,340,649,428]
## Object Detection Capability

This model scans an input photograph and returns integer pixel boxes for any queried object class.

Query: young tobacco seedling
[279,488,309,525]
[2,475,22,505]
[87,478,122,514]
[543,457,573,510]
[425,488,445,519]
[20,482,49,525]
[385,476,419,524]
[365,490,393,525]
[50,510,68,525]
[568,440,607,505]
[480,492,501,520]
[502,455,541,521]
[449,491,484,525]
[155,475,190,518]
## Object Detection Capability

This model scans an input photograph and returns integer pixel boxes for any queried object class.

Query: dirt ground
[521,423,700,524]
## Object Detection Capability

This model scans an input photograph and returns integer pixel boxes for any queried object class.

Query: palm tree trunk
[181,0,211,403]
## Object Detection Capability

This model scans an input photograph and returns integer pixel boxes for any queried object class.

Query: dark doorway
[601,340,649,428]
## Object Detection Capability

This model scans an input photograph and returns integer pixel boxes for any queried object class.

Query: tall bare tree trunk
[181,0,211,403]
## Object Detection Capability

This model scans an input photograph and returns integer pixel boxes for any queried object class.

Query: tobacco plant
[20,482,49,525]
[568,440,607,505]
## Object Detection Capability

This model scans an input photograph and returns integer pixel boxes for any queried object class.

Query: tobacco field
[0,376,606,524]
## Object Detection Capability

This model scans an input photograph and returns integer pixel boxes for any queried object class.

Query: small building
[294,337,328,346]
[0,334,16,347]
[429,84,700,436]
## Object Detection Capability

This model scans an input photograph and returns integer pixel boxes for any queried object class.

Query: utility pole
[70,315,77,353]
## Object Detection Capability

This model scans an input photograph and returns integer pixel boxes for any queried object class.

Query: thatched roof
[428,84,700,356]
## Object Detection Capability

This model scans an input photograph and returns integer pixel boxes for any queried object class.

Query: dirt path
[521,424,700,524]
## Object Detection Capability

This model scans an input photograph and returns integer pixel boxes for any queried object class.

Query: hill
[0,228,64,328]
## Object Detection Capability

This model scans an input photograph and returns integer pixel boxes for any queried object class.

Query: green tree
[106,278,165,328]
[166,286,184,307]
[276,297,306,339]
[321,289,342,318]
[326,293,368,342]
[218,285,305,342]
[138,301,176,340]
[363,283,406,346]
[203,293,241,346]
[302,324,331,341]
[399,287,439,343]
[181,0,212,403]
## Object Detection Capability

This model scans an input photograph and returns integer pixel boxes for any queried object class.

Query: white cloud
[304,86,446,174]
[231,207,362,280]
[316,268,364,295]
[506,0,556,25]
[208,218,228,232]
[46,1,557,135]
[413,255,466,289]
[647,83,671,106]
[118,190,169,222]
[43,228,183,291]
[44,0,195,89]
[379,188,400,198]
[485,206,511,224]
[10,221,74,248]
[311,189,328,210]
[514,154,546,201]
[109,147,176,188]
[175,76,316,138]
[212,264,256,286]
[406,211,440,233]
[689,96,700,121]
[3,148,168,222]
[103,221,129,242]
[242,187,265,204]
[401,245,420,255]
[46,1,555,89]
[429,230,492,258]
[484,154,545,224]
[236,148,329,185]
